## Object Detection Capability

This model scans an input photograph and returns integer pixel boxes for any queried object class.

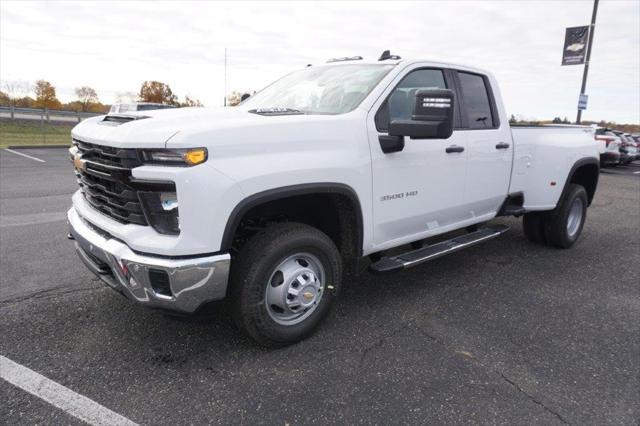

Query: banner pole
[224,47,227,107]
[576,0,599,124]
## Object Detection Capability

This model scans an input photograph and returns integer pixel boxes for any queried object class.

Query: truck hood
[71,107,306,148]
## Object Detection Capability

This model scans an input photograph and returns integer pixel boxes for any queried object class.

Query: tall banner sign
[562,26,590,65]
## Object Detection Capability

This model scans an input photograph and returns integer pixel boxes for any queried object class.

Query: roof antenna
[378,50,401,61]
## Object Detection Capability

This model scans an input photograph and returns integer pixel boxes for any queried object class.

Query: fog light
[160,192,178,211]
[139,191,180,235]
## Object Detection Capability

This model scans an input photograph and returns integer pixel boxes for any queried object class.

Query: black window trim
[374,66,463,133]
[452,70,501,130]
[444,68,467,129]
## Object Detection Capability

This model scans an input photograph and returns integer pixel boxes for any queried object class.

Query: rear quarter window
[458,72,495,129]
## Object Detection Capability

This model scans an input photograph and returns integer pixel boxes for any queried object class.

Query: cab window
[375,69,447,132]
[457,72,495,129]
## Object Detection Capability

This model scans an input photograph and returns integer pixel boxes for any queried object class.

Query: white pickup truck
[68,54,599,346]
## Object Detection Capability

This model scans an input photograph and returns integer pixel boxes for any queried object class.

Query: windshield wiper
[248,108,305,116]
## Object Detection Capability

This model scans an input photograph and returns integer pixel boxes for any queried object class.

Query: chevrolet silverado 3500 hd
[68,55,599,346]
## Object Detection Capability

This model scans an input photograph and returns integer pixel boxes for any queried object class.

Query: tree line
[0,80,203,113]
[508,114,639,133]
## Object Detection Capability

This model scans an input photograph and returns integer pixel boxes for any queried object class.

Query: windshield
[242,64,394,115]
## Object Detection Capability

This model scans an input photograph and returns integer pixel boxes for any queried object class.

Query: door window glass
[458,72,495,129]
[376,69,446,131]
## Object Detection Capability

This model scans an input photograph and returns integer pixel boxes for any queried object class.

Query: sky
[1,0,638,123]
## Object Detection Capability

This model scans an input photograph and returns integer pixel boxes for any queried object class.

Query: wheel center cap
[299,285,318,306]
[265,254,326,325]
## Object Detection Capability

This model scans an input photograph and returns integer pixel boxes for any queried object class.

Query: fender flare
[220,183,364,253]
[559,157,599,206]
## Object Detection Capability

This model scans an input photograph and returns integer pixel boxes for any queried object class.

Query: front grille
[73,139,174,226]
[74,139,143,169]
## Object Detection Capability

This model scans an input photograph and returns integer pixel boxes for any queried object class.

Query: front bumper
[68,207,231,313]
[619,152,633,164]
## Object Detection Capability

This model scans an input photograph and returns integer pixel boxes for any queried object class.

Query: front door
[367,66,469,250]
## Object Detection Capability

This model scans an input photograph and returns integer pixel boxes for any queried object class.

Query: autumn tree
[14,97,36,108]
[180,96,203,107]
[0,90,9,106]
[74,86,99,112]
[1,80,32,106]
[34,79,60,109]
[138,81,178,105]
[226,91,242,106]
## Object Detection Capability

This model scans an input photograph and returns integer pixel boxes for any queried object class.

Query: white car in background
[594,127,621,167]
[631,135,640,159]
[109,103,176,114]
[614,131,638,164]
[622,133,639,161]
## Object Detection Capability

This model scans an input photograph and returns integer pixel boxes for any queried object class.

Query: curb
[6,145,70,149]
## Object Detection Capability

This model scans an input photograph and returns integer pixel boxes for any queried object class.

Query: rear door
[455,71,512,217]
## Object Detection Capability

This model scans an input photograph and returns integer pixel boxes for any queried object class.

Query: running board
[369,225,510,274]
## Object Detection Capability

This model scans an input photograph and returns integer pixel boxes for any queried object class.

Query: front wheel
[543,184,588,248]
[230,222,341,347]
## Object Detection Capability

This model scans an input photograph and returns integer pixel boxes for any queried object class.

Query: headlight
[140,148,207,166]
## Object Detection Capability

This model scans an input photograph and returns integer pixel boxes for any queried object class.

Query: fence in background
[0,106,102,123]
[0,106,105,147]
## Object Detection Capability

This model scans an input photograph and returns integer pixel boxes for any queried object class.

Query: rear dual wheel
[523,184,588,249]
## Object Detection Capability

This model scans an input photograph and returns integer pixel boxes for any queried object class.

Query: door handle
[445,145,465,153]
[495,142,510,150]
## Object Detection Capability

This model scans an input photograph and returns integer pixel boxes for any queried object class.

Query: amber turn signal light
[184,148,207,166]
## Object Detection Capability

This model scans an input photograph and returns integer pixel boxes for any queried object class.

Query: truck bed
[508,125,598,210]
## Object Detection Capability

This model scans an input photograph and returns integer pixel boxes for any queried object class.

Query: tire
[522,212,546,245]
[543,184,588,249]
[230,222,341,347]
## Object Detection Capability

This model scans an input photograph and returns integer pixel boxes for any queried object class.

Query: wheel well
[569,162,599,205]
[225,190,363,264]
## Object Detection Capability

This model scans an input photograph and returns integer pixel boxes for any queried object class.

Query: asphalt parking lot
[1,147,639,425]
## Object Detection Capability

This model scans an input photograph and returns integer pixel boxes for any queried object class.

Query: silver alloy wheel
[566,197,584,238]
[265,253,325,326]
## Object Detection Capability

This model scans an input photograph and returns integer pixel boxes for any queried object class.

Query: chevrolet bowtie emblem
[302,292,314,301]
[73,153,86,171]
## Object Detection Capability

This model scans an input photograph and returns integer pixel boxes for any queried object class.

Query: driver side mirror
[379,89,455,154]
[390,89,455,139]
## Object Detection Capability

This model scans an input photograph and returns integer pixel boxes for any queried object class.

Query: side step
[369,225,510,274]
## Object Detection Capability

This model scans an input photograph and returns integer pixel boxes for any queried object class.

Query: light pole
[576,0,599,124]
[224,47,227,107]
